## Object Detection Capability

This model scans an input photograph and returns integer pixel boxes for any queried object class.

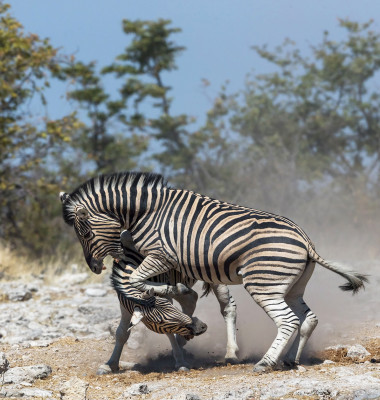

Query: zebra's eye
[83,230,93,240]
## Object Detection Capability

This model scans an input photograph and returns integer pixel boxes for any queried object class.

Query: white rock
[60,272,89,286]
[346,344,371,360]
[60,377,89,400]
[294,387,338,398]
[184,394,201,400]
[7,287,32,302]
[0,387,52,398]
[123,383,150,396]
[85,288,107,297]
[325,344,347,351]
[323,359,335,364]
[28,339,53,348]
[26,283,40,293]
[3,364,52,384]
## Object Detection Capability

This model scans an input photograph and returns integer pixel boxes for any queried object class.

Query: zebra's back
[134,189,312,285]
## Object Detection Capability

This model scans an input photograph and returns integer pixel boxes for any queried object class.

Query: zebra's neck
[123,185,167,239]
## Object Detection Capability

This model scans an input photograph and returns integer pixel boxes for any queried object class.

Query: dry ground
[1,323,379,400]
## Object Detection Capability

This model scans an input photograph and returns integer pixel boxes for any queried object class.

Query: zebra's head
[60,192,123,274]
[130,297,208,339]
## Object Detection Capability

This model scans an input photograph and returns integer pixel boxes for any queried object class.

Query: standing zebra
[60,171,367,372]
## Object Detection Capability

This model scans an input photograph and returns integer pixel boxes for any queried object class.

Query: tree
[56,60,148,174]
[0,2,79,254]
[102,19,203,187]
[203,20,380,211]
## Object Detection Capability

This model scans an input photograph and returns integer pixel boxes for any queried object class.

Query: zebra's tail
[308,246,368,294]
[201,282,213,298]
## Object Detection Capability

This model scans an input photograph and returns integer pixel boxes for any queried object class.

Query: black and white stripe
[61,171,367,371]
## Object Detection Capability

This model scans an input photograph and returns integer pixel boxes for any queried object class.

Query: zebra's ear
[59,192,70,203]
[76,207,89,220]
[128,306,144,332]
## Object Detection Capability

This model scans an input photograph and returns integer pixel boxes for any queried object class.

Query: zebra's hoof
[253,363,274,374]
[177,365,190,372]
[225,356,239,365]
[282,359,298,370]
[119,361,138,370]
[97,364,115,375]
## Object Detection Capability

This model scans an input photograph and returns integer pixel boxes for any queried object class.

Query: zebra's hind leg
[212,284,239,363]
[98,304,132,374]
[283,260,318,368]
[242,270,303,373]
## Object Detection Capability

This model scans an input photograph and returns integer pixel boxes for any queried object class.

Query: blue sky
[9,0,380,123]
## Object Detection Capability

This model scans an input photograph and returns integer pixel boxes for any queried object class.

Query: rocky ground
[0,264,379,400]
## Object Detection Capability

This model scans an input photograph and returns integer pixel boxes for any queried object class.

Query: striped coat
[61,171,367,372]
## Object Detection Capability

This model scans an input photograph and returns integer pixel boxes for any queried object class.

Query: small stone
[7,287,32,301]
[29,339,53,348]
[3,364,52,384]
[323,359,335,364]
[61,272,89,286]
[78,305,97,314]
[325,344,347,351]
[0,387,52,398]
[296,365,306,372]
[0,352,9,373]
[346,344,370,360]
[186,394,201,400]
[60,377,89,400]
[85,288,107,297]
[27,283,40,293]
[123,383,150,396]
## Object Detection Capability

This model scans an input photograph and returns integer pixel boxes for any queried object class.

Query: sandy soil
[1,323,379,400]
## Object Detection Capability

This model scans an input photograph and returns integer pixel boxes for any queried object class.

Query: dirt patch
[1,329,379,400]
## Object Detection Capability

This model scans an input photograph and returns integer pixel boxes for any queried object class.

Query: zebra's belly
[175,260,243,285]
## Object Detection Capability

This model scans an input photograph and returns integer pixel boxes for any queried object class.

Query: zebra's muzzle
[184,317,208,340]
[87,255,104,275]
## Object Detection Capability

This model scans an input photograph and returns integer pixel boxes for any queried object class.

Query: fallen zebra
[98,230,238,373]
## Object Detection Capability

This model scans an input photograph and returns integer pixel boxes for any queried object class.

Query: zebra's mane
[62,171,167,226]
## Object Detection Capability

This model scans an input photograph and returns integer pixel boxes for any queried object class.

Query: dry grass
[318,337,380,364]
[0,241,90,283]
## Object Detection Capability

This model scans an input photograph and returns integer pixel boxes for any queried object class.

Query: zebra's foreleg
[98,304,132,374]
[166,333,190,371]
[283,260,318,367]
[173,287,199,348]
[212,284,239,363]
[129,255,184,298]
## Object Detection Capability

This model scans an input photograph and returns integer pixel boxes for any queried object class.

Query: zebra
[60,171,368,373]
[100,230,238,372]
